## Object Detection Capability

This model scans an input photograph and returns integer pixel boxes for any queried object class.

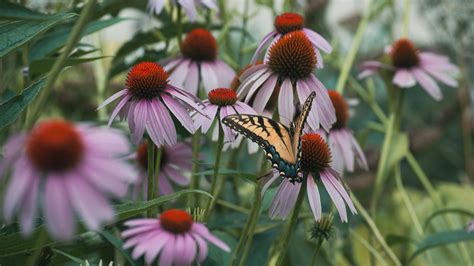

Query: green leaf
[409,230,474,262]
[99,231,138,266]
[115,189,213,220]
[385,234,415,246]
[0,76,47,130]
[195,169,257,183]
[0,2,76,58]
[424,208,474,229]
[52,249,85,264]
[29,55,110,76]
[28,18,123,62]
[386,132,409,171]
[0,226,56,257]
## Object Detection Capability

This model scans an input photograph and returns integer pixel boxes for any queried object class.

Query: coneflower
[251,12,332,68]
[238,31,336,131]
[165,29,235,95]
[359,38,459,101]
[98,62,205,147]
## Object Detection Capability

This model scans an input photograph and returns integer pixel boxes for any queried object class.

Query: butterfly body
[223,92,315,183]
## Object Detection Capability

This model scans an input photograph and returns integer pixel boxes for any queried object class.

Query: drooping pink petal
[179,0,198,21]
[97,89,128,110]
[309,75,336,131]
[220,106,236,141]
[315,48,324,68]
[278,79,295,126]
[201,62,219,92]
[162,94,196,133]
[303,28,332,53]
[147,0,165,14]
[191,233,208,262]
[163,58,184,72]
[269,179,301,219]
[144,231,170,264]
[81,126,130,156]
[131,100,148,144]
[350,132,368,170]
[320,169,348,222]
[158,173,175,195]
[191,223,230,252]
[80,160,130,197]
[234,101,257,115]
[65,174,114,230]
[0,134,26,177]
[124,218,159,227]
[20,175,39,236]
[238,68,269,99]
[181,233,197,265]
[296,79,319,130]
[121,224,158,238]
[163,165,189,186]
[328,131,345,173]
[44,176,75,240]
[326,168,357,214]
[263,34,281,64]
[132,230,163,260]
[3,157,36,221]
[169,59,191,88]
[421,64,458,87]
[239,64,267,82]
[253,74,277,114]
[159,235,176,266]
[251,30,277,64]
[214,60,236,88]
[334,130,355,172]
[165,86,207,115]
[393,69,416,88]
[150,99,177,146]
[244,71,273,103]
[260,170,279,196]
[411,67,442,101]
[183,61,200,95]
[172,234,187,264]
[195,104,218,133]
[306,174,322,221]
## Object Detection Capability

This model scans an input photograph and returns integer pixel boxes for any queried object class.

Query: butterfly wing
[222,114,300,180]
[292,91,316,155]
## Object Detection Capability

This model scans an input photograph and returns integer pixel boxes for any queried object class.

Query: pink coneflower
[164,28,235,95]
[122,209,230,265]
[194,88,256,142]
[0,120,136,239]
[322,90,368,172]
[147,0,218,22]
[238,31,336,131]
[261,133,357,222]
[133,141,191,197]
[358,38,459,101]
[98,62,204,147]
[251,12,332,68]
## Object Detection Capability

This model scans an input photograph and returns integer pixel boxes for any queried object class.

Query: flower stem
[25,0,96,129]
[273,181,307,266]
[351,193,401,266]
[204,122,225,221]
[335,0,373,94]
[237,182,263,266]
[310,238,324,266]
[188,131,201,206]
[176,4,183,46]
[146,137,155,218]
[237,0,250,66]
[402,0,411,37]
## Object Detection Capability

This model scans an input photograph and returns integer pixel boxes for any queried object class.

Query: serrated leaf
[0,76,47,130]
[409,230,474,262]
[28,18,123,62]
[115,189,213,220]
[99,231,138,266]
[0,2,76,58]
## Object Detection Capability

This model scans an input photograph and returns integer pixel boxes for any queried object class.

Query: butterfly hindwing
[222,92,316,183]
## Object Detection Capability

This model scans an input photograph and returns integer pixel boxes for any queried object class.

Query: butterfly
[222,91,316,183]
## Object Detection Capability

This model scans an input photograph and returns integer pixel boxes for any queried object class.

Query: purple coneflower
[164,29,235,95]
[0,120,136,239]
[122,209,230,265]
[98,62,204,147]
[194,88,256,142]
[147,0,217,22]
[237,31,336,131]
[251,12,332,68]
[261,133,357,222]
[358,38,459,101]
[133,141,191,197]
[322,90,368,172]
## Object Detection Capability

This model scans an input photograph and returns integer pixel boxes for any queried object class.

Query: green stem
[26,229,48,266]
[394,166,423,235]
[176,4,183,46]
[350,230,388,266]
[351,193,401,266]
[237,0,250,66]
[204,121,225,221]
[25,0,96,128]
[274,181,307,266]
[310,239,324,266]
[188,131,201,206]
[147,137,155,218]
[335,0,373,94]
[238,183,263,266]
[402,0,411,37]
